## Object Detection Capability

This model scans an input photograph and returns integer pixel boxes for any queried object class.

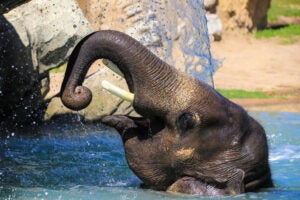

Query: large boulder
[0,0,92,131]
[217,0,271,32]
[76,0,215,83]
[45,0,216,121]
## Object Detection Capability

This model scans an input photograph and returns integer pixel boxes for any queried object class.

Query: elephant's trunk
[60,30,181,117]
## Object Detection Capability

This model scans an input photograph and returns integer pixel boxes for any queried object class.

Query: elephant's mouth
[101,115,165,142]
[100,59,165,141]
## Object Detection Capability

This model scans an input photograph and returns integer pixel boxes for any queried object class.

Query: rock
[3,0,92,76]
[204,0,217,10]
[206,13,222,42]
[217,0,271,32]
[1,0,92,131]
[203,0,222,42]
[76,0,215,84]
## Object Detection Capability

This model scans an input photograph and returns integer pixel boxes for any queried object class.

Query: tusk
[101,80,134,102]
[102,59,124,78]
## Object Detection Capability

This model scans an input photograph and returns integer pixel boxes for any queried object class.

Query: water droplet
[73,24,77,28]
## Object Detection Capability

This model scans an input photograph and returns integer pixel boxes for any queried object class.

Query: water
[1,111,300,199]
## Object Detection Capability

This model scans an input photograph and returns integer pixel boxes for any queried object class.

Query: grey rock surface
[78,0,215,84]
[0,0,92,131]
[206,13,223,42]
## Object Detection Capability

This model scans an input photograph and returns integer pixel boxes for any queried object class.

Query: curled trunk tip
[61,85,92,111]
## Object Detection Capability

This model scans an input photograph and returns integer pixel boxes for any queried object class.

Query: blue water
[1,111,300,199]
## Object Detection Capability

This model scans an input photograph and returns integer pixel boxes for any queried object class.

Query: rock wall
[0,0,92,131]
[217,0,271,32]
[77,0,214,79]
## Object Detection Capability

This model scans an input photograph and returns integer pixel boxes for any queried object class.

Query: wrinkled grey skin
[60,30,273,196]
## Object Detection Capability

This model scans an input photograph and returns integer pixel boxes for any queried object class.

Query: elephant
[60,30,273,196]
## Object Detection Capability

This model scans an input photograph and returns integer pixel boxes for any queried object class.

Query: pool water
[1,111,300,199]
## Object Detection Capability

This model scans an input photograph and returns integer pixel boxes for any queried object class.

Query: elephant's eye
[177,112,200,132]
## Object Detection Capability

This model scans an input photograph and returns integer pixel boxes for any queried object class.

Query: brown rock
[217,0,271,32]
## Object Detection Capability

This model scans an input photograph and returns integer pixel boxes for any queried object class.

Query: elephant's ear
[225,169,245,195]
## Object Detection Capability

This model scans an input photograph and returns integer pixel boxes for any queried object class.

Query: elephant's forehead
[175,79,198,103]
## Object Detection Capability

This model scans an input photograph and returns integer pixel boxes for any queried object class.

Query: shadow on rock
[0,15,46,134]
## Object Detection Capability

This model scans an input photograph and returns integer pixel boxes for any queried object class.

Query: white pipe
[101,80,134,102]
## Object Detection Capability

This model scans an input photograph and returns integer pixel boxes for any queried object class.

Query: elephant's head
[60,30,273,196]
